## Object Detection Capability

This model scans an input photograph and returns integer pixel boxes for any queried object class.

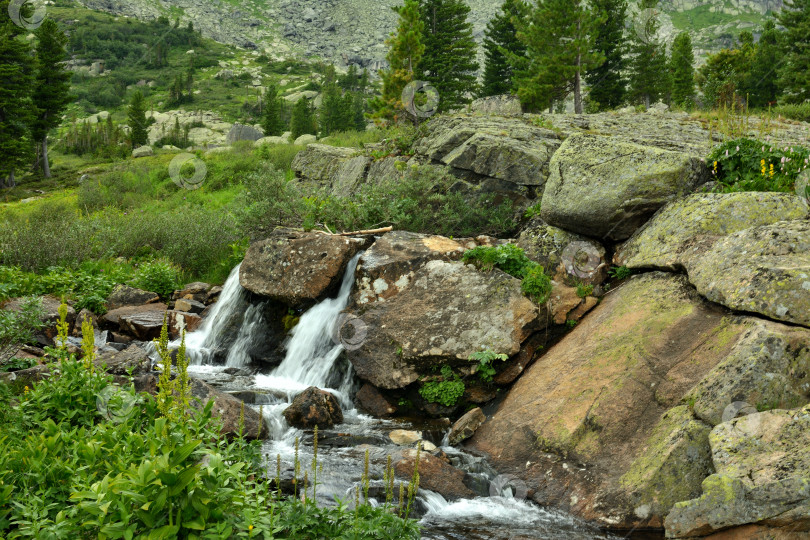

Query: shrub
[0,297,45,363]
[132,259,180,299]
[708,138,810,193]
[419,365,465,407]
[609,265,633,280]
[469,350,508,383]
[774,103,810,123]
[521,265,553,304]
[462,244,553,304]
[576,283,594,298]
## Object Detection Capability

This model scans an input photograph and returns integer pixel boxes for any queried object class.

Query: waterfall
[183,263,251,365]
[254,253,362,409]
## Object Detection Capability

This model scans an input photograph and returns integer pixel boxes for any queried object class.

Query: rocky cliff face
[77,0,778,69]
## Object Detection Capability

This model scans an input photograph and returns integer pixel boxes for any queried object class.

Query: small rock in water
[389,429,422,446]
[448,407,486,445]
[282,386,343,429]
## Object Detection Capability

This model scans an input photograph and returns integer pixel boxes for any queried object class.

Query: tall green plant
[777,0,810,103]
[480,0,527,97]
[585,0,628,110]
[127,90,149,148]
[670,31,696,109]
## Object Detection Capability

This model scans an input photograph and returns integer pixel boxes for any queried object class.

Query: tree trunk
[645,93,651,110]
[8,170,16,188]
[42,136,51,178]
[574,19,583,115]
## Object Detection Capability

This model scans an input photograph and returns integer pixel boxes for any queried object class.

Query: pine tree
[128,91,149,148]
[262,83,285,136]
[418,0,479,111]
[747,20,781,108]
[776,0,810,103]
[627,0,669,108]
[0,0,35,187]
[585,0,628,110]
[369,0,425,121]
[480,0,527,97]
[290,97,316,140]
[670,31,695,109]
[33,19,72,179]
[352,92,367,131]
[511,0,605,114]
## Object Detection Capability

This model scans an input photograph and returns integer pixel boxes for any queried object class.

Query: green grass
[668,4,768,32]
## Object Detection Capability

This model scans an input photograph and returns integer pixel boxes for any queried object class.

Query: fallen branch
[316,226,393,236]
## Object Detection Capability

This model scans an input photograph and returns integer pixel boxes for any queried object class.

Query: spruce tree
[319,81,344,136]
[418,0,479,111]
[748,20,781,108]
[0,0,35,187]
[290,97,316,140]
[511,0,605,114]
[776,0,810,103]
[33,19,72,179]
[585,0,628,110]
[352,92,367,131]
[369,0,425,121]
[262,84,285,136]
[670,31,695,109]
[480,0,527,97]
[627,0,669,108]
[128,91,149,148]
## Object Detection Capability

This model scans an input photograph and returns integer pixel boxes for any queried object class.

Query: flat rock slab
[467,273,766,529]
[540,134,707,241]
[239,228,366,305]
[617,193,809,271]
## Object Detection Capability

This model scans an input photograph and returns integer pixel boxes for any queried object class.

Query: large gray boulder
[346,259,539,389]
[291,143,369,195]
[107,284,160,311]
[665,405,810,538]
[687,220,810,329]
[517,218,607,284]
[132,145,154,158]
[617,192,809,271]
[226,123,263,144]
[540,134,708,241]
[468,94,522,116]
[239,228,367,305]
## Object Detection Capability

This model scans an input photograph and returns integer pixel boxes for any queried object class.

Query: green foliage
[510,0,605,113]
[0,297,45,363]
[261,83,286,136]
[419,365,465,407]
[0,357,36,373]
[585,0,629,110]
[480,0,527,97]
[747,20,780,108]
[670,31,696,109]
[774,103,810,123]
[708,138,810,193]
[576,283,594,298]
[608,265,633,280]
[61,116,129,159]
[523,202,542,219]
[418,0,480,111]
[521,264,552,304]
[469,350,508,383]
[239,163,516,238]
[132,260,180,299]
[462,244,552,304]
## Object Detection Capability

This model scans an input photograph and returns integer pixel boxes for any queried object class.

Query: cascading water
[177,256,631,539]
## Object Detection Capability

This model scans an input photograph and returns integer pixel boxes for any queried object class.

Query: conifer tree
[262,83,285,136]
[320,81,345,136]
[352,92,367,131]
[369,0,425,121]
[290,97,316,140]
[670,31,695,109]
[480,0,527,97]
[627,0,670,108]
[33,19,71,178]
[0,0,35,187]
[747,20,781,108]
[585,0,628,110]
[777,0,810,102]
[511,0,605,114]
[128,91,149,148]
[418,0,479,110]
